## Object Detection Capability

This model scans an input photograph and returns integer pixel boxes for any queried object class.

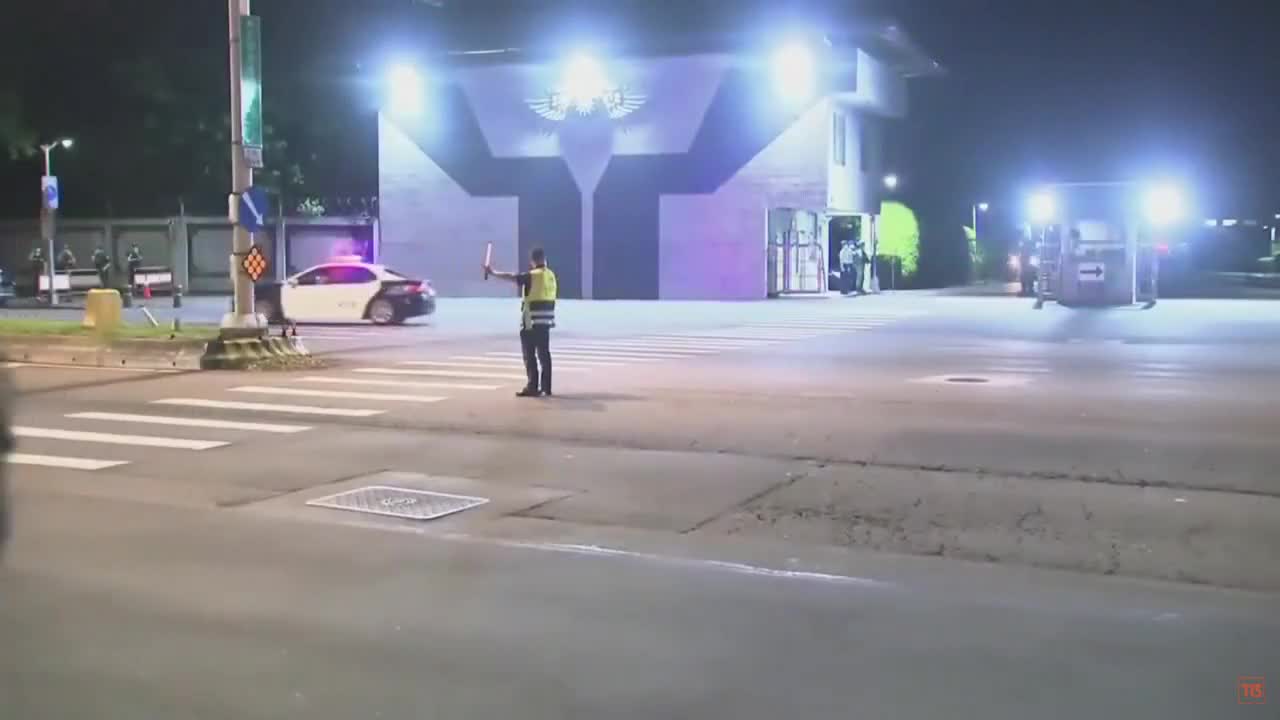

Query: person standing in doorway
[56,245,77,271]
[838,240,856,296]
[485,247,558,398]
[851,238,868,294]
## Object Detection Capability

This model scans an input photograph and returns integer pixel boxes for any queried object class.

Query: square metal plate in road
[306,485,489,521]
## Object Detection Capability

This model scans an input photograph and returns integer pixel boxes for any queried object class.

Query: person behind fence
[126,244,143,288]
[484,247,558,398]
[56,245,77,271]
[92,245,111,288]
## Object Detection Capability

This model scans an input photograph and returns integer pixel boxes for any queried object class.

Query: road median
[0,319,308,370]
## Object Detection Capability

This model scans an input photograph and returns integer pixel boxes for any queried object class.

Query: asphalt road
[3,293,1279,717]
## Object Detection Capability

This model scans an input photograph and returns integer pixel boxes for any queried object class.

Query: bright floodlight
[387,63,424,116]
[562,53,609,113]
[977,202,989,212]
[1142,183,1186,228]
[1028,190,1056,224]
[883,174,899,190]
[770,42,816,103]
[59,138,73,149]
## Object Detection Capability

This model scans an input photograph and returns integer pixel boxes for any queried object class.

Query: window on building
[859,119,870,173]
[832,112,847,166]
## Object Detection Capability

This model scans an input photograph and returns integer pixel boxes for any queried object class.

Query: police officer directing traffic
[485,247,558,398]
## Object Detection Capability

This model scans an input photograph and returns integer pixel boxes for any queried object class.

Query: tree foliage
[878,201,921,277]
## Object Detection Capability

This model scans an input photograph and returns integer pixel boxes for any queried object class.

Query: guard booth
[1032,182,1166,308]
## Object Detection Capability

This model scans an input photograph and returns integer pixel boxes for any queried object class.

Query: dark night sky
[2,0,1277,281]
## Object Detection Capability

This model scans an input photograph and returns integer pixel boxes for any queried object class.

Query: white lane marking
[153,398,384,417]
[13,426,229,451]
[3,362,179,374]
[668,333,813,341]
[552,345,719,356]
[298,376,502,391]
[229,386,446,403]
[504,350,671,361]
[557,342,726,354]
[66,412,311,434]
[1132,371,1192,380]
[984,366,1051,374]
[402,360,590,371]
[446,355,608,369]
[8,453,130,471]
[744,322,884,329]
[627,338,760,348]
[367,367,529,380]
[641,335,779,345]
[1136,362,1190,371]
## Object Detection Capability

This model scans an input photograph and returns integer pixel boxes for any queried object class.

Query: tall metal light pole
[972,201,989,240]
[223,0,261,334]
[39,137,73,305]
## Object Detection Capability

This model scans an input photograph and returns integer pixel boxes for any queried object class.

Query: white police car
[254,257,436,325]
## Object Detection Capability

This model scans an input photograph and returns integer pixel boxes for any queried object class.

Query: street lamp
[38,137,73,305]
[39,137,73,175]
[883,173,899,191]
[972,201,989,239]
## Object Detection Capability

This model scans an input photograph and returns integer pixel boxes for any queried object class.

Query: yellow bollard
[83,288,124,334]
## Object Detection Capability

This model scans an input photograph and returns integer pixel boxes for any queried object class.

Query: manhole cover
[945,376,990,384]
[306,486,489,521]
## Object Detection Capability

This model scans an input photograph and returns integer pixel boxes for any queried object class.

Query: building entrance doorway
[766,208,826,296]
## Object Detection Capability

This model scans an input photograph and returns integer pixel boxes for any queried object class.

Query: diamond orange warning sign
[241,245,268,282]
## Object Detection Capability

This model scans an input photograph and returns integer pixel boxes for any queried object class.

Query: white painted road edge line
[66,412,312,434]
[298,376,502,391]
[230,386,447,403]
[8,453,130,471]
[153,398,385,417]
[13,426,229,451]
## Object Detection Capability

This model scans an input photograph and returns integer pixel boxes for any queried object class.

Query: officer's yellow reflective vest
[522,266,557,330]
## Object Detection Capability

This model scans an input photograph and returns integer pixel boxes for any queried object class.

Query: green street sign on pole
[240,14,264,168]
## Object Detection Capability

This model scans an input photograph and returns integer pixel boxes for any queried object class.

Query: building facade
[378,30,936,299]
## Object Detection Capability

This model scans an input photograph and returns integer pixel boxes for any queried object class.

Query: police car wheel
[368,299,397,325]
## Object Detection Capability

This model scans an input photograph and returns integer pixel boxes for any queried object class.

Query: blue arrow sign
[237,186,270,232]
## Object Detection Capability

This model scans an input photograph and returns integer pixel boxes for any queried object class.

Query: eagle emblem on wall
[526,84,647,122]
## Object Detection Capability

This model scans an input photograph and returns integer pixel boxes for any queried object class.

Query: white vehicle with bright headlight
[254,257,436,325]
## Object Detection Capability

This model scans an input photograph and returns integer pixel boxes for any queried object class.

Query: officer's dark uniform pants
[841,263,855,294]
[520,326,552,393]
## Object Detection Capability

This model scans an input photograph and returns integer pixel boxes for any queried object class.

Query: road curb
[0,334,208,370]
[199,336,310,370]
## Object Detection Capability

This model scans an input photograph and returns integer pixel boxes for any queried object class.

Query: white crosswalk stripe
[357,367,530,380]
[229,386,447,403]
[553,345,718,356]
[66,412,312,434]
[153,398,385,417]
[13,426,229,451]
[446,355,617,368]
[8,453,129,471]
[398,360,589,372]
[297,376,502,391]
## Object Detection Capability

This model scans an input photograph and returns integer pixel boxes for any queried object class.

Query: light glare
[770,42,816,103]
[883,174,899,190]
[562,54,609,113]
[387,63,424,116]
[1142,183,1186,228]
[1028,190,1056,224]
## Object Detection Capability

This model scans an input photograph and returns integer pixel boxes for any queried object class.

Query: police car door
[325,265,380,320]
[281,267,336,321]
